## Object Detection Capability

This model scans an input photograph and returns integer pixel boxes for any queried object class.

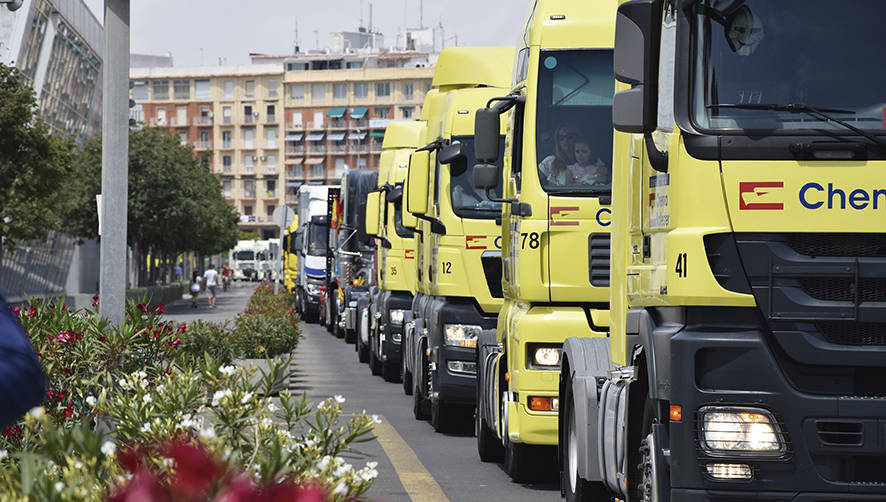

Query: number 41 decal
[675,252,687,278]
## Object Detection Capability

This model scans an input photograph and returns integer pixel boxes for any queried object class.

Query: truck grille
[588,233,610,287]
[787,233,886,257]
[798,277,886,303]
[481,255,503,298]
[816,321,886,346]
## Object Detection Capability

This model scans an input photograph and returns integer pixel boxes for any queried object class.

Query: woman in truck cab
[538,126,577,187]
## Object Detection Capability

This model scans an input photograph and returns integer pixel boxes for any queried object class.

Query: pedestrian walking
[203,264,219,309]
[190,271,202,308]
[0,292,48,428]
[174,263,183,282]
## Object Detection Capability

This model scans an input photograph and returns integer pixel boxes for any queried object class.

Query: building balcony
[148,118,168,127]
[307,145,327,154]
[219,141,235,150]
[263,167,278,176]
[285,195,298,204]
[242,192,257,200]
[285,145,304,154]
[243,115,256,124]
[169,117,189,127]
[351,144,368,153]
[193,141,212,150]
[328,119,347,129]
[330,144,348,154]
[263,191,277,199]
[307,122,323,130]
[242,166,256,175]
[350,119,369,129]
[222,116,234,125]
[285,170,304,180]
[193,117,213,126]
[286,122,305,131]
[265,115,277,123]
[218,166,234,175]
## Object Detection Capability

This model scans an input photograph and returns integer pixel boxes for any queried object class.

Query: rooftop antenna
[420,0,424,28]
[360,0,364,29]
[294,18,300,53]
[369,2,373,33]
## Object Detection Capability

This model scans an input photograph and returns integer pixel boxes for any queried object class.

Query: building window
[152,80,169,100]
[354,82,369,98]
[346,61,363,69]
[224,80,234,98]
[223,155,232,173]
[222,130,232,148]
[222,106,232,124]
[376,107,389,119]
[312,164,324,177]
[173,79,190,100]
[312,83,326,100]
[291,111,302,127]
[404,82,414,100]
[176,106,187,126]
[401,106,414,119]
[290,84,305,100]
[266,180,276,197]
[244,155,254,174]
[244,129,255,149]
[195,79,210,99]
[333,83,347,99]
[243,203,253,215]
[266,128,277,148]
[313,111,324,128]
[375,82,391,97]
[200,130,210,144]
[178,132,187,145]
[245,80,255,98]
[268,79,279,98]
[266,154,277,168]
[266,204,275,217]
[131,81,148,100]
[223,180,232,198]
[156,108,167,125]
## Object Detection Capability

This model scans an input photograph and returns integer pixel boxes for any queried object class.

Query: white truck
[293,185,336,323]
[229,240,260,281]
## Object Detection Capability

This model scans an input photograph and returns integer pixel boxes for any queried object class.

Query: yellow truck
[469,0,616,483]
[361,121,423,382]
[402,47,514,432]
[559,1,886,501]
[282,216,299,293]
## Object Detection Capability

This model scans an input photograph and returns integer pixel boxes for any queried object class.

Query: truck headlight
[443,324,481,348]
[306,283,322,296]
[389,309,406,325]
[527,344,562,368]
[700,407,784,455]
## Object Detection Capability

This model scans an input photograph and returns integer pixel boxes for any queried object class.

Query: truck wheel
[381,356,399,383]
[563,397,610,501]
[357,309,370,363]
[369,329,382,376]
[412,347,430,420]
[504,440,535,483]
[637,399,666,502]
[476,407,504,462]
[401,351,412,394]
[344,327,356,344]
[431,399,456,433]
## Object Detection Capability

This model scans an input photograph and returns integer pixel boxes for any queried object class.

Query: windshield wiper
[708,103,886,150]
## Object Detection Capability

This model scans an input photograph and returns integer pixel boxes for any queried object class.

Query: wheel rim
[568,410,579,493]
[640,432,658,502]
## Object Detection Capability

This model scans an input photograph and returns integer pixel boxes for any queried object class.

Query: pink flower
[137,303,148,313]
[27,306,36,318]
[176,324,186,334]
[153,302,166,315]
[168,338,181,347]
[92,295,99,308]
[9,305,21,317]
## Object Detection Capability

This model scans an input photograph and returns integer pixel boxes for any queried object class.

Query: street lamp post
[99,0,130,325]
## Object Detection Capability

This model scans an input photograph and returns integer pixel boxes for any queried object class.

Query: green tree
[0,63,74,251]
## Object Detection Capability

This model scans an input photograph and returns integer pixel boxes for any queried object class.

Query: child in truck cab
[567,138,610,187]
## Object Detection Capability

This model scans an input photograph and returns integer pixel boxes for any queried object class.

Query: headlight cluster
[700,407,783,454]
[527,344,562,368]
[389,309,406,325]
[306,283,323,296]
[443,324,481,348]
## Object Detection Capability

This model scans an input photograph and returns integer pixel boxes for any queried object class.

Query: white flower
[101,441,116,456]
[85,396,96,407]
[142,393,152,403]
[140,422,152,433]
[54,481,64,493]
[118,379,131,390]
[156,384,166,393]
[371,414,382,424]
[317,401,328,411]
[0,450,8,460]
[211,389,233,406]
[140,379,150,389]
[332,482,348,496]
[360,468,378,482]
[28,407,45,420]
[74,461,83,469]
[268,403,277,413]
[240,392,253,404]
[162,458,173,468]
[261,418,273,427]
[366,461,378,469]
[317,455,332,470]
[219,365,236,376]
[137,371,147,380]
[334,394,346,404]
[199,427,216,440]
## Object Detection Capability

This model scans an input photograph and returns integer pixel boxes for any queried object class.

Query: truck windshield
[536,49,613,196]
[234,251,254,260]
[308,224,327,256]
[449,136,504,219]
[693,0,886,132]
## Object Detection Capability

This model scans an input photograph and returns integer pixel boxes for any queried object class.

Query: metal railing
[286,170,304,180]
[285,195,298,204]
[193,117,213,126]
[193,141,211,150]
[244,115,256,124]
[265,115,277,123]
[169,117,189,127]
[286,122,304,130]
[308,145,327,154]
[285,145,304,154]
[222,116,233,124]
[351,144,368,153]
[329,119,347,129]
[330,144,348,153]
[0,231,76,302]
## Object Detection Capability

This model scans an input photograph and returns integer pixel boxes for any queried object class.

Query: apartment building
[131,52,433,238]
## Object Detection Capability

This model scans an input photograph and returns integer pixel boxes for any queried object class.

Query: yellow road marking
[373,416,450,502]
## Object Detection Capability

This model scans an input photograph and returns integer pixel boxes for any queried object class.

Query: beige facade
[132,57,432,238]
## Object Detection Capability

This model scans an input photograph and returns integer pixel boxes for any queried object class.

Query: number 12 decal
[675,252,687,278]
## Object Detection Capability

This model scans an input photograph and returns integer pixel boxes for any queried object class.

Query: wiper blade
[708,103,886,149]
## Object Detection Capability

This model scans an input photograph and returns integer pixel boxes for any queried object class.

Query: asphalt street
[164,282,562,502]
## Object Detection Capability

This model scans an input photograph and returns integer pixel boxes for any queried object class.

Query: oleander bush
[0,293,375,501]
[232,282,302,359]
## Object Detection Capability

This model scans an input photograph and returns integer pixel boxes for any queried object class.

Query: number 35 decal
[675,252,687,278]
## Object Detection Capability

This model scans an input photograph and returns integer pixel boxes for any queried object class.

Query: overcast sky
[85,1,526,67]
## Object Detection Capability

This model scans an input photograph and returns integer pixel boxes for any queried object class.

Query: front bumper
[666,307,886,498]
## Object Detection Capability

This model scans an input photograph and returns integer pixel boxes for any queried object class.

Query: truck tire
[476,407,504,462]
[401,350,413,395]
[413,346,430,420]
[357,309,370,363]
[504,440,535,483]
[381,356,399,383]
[563,396,610,502]
[369,337,382,376]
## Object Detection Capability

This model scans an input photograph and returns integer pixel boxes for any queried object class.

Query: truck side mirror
[613,0,659,134]
[365,191,381,237]
[386,185,403,203]
[471,164,499,191]
[406,150,430,216]
[474,108,501,163]
[438,142,464,165]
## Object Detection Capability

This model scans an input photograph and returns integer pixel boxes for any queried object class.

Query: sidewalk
[162,281,255,324]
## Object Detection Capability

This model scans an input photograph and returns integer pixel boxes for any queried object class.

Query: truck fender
[561,337,612,483]
[626,308,683,402]
[476,329,500,431]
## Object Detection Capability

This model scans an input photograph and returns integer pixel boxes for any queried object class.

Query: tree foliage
[0,63,74,250]
[66,127,239,259]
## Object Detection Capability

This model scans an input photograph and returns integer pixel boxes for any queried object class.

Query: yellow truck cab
[359,121,423,383]
[469,0,616,483]
[403,47,515,432]
[560,1,886,501]
[282,216,299,293]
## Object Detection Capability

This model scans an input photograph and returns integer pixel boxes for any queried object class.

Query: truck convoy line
[281,0,886,499]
